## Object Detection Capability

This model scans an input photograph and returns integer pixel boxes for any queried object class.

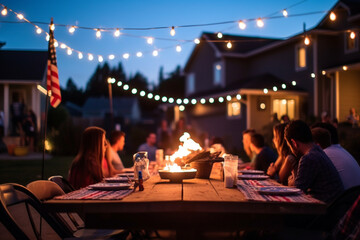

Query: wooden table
[44,174,326,237]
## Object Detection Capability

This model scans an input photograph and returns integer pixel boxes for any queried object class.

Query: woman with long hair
[267,123,297,185]
[69,127,107,189]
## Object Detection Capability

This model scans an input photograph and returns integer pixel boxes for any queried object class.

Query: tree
[85,62,111,97]
[61,78,85,106]
[129,72,148,91]
[157,65,185,98]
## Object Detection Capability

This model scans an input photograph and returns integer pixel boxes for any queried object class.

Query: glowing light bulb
[322,70,326,75]
[69,26,75,34]
[256,18,264,28]
[1,7,7,16]
[132,88,137,94]
[96,29,101,38]
[226,95,232,101]
[350,31,356,40]
[140,91,146,97]
[36,27,42,34]
[176,99,182,104]
[183,98,189,104]
[154,95,160,101]
[304,36,310,45]
[136,52,143,57]
[194,38,200,44]
[209,98,214,103]
[54,41,58,47]
[50,23,55,31]
[147,37,154,44]
[179,105,185,111]
[168,98,174,103]
[343,66,348,71]
[282,9,288,17]
[123,84,129,90]
[67,48,72,55]
[273,86,278,91]
[46,35,50,41]
[123,53,130,59]
[292,81,296,86]
[282,84,286,89]
[117,81,123,87]
[60,43,66,49]
[227,41,232,49]
[148,93,153,99]
[238,20,246,30]
[108,54,115,60]
[200,98,206,104]
[236,94,241,100]
[311,73,315,78]
[170,26,175,36]
[162,96,168,102]
[264,88,268,94]
[17,14,24,20]
[218,97,224,103]
[78,52,83,59]
[152,50,158,56]
[98,56,103,62]
[330,12,336,21]
[176,45,182,52]
[114,28,120,37]
[217,32,223,38]
[88,54,94,61]
[191,99,197,104]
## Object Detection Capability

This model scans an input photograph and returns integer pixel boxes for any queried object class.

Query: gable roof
[0,50,47,82]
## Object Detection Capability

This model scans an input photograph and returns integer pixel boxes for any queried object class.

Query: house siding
[338,70,360,122]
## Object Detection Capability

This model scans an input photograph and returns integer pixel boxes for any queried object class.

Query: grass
[0,156,74,186]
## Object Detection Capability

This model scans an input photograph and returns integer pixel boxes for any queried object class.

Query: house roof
[0,50,47,82]
[82,96,139,117]
[188,74,305,99]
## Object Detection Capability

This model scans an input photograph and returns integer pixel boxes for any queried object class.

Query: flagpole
[41,91,50,180]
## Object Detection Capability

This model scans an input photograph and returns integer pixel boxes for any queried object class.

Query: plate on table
[238,174,269,180]
[117,173,135,177]
[104,177,130,183]
[88,183,132,190]
[257,187,301,195]
[239,169,264,175]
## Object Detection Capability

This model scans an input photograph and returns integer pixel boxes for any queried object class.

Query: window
[295,46,306,70]
[213,62,222,85]
[227,101,241,118]
[186,73,195,95]
[272,99,295,120]
[345,31,358,53]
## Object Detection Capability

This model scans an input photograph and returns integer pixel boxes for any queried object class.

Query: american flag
[47,19,61,108]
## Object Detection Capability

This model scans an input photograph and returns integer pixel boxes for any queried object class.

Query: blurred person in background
[250,133,277,172]
[138,132,157,161]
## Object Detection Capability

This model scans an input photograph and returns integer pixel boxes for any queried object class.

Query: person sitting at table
[249,133,277,172]
[284,120,344,203]
[267,123,298,185]
[138,132,157,161]
[68,126,106,189]
[242,129,256,162]
[311,125,360,190]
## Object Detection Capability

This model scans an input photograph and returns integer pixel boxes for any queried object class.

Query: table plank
[183,178,220,201]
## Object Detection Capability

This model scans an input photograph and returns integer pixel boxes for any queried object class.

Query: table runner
[237,179,321,203]
[54,188,133,200]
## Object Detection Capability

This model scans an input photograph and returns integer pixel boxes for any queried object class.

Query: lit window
[227,101,241,117]
[345,31,358,53]
[272,99,295,120]
[186,73,195,95]
[296,46,306,70]
[214,62,222,85]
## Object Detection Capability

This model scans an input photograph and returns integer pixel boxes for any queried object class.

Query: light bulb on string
[282,84,286,89]
[98,56,103,62]
[256,18,264,28]
[343,66,348,71]
[226,95,232,101]
[176,99,182,105]
[227,41,232,49]
[162,96,168,102]
[136,52,143,57]
[273,86,278,92]
[132,88,137,94]
[67,48,72,55]
[330,12,336,21]
[304,36,310,45]
[292,81,296,86]
[200,98,206,104]
[194,38,200,44]
[45,35,50,41]
[123,84,129,90]
[88,54,94,61]
[282,9,288,17]
[140,91,146,97]
[108,54,115,60]
[168,98,174,103]
[153,50,158,57]
[183,98,189,104]
[170,26,175,36]
[148,93,153,99]
[147,37,154,44]
[96,29,101,38]
[36,27,42,34]
[217,32,223,38]
[60,43,66,49]
[69,26,76,34]
[191,99,197,105]
[236,94,241,100]
[264,88,268,94]
[114,28,120,37]
[218,97,224,103]
[50,23,55,30]
[176,45,182,52]
[322,70,326,75]
[154,95,160,101]
[123,53,130,59]
[1,7,7,16]
[209,98,214,103]
[54,41,58,48]
[78,52,83,59]
[17,14,24,20]
[350,31,356,40]
[238,20,246,30]
[117,81,123,87]
[179,105,185,111]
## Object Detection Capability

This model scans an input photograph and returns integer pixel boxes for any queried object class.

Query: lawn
[0,156,74,186]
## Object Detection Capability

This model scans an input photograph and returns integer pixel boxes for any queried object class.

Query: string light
[36,27,42,34]
[117,81,123,87]
[264,88,268,94]
[152,50,159,56]
[98,56,103,62]
[108,54,115,60]
[343,66,348,71]
[292,81,296,86]
[322,70,326,75]
[60,43,66,49]
[132,88,138,94]
[191,99,197,104]
[154,95,160,101]
[227,41,232,49]
[140,91,146,97]
[194,38,200,44]
[282,84,286,89]
[273,86,278,91]
[1,6,7,16]
[282,9,288,17]
[200,98,206,104]
[226,95,232,101]
[168,98,174,103]
[176,99,182,104]
[123,53,130,59]
[78,52,83,59]
[45,35,50,41]
[179,105,185,111]
[209,98,214,103]
[238,20,246,30]
[162,96,168,102]
[170,26,176,36]
[304,36,310,45]
[17,13,24,20]
[67,48,72,55]
[218,97,224,103]
[88,54,94,61]
[114,28,120,37]
[329,11,336,21]
[136,52,143,57]
[350,31,356,40]
[123,84,129,90]
[176,45,182,52]
[147,93,153,99]
[147,37,154,44]
[236,94,241,100]
[311,73,315,78]
[50,22,55,30]
[217,32,223,38]
[54,41,58,47]
[183,98,189,104]
[256,18,264,27]
[69,26,76,34]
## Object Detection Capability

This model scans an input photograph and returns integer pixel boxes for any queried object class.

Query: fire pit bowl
[158,169,197,183]
[190,161,214,179]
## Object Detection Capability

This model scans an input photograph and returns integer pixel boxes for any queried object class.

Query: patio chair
[48,175,75,193]
[0,183,71,239]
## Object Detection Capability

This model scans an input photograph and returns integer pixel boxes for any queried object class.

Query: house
[181,0,360,151]
[0,50,47,136]
[82,96,141,125]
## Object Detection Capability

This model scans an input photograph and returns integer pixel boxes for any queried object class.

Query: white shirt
[324,144,360,190]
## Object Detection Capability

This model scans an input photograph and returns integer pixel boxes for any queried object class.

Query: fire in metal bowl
[158,169,197,183]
